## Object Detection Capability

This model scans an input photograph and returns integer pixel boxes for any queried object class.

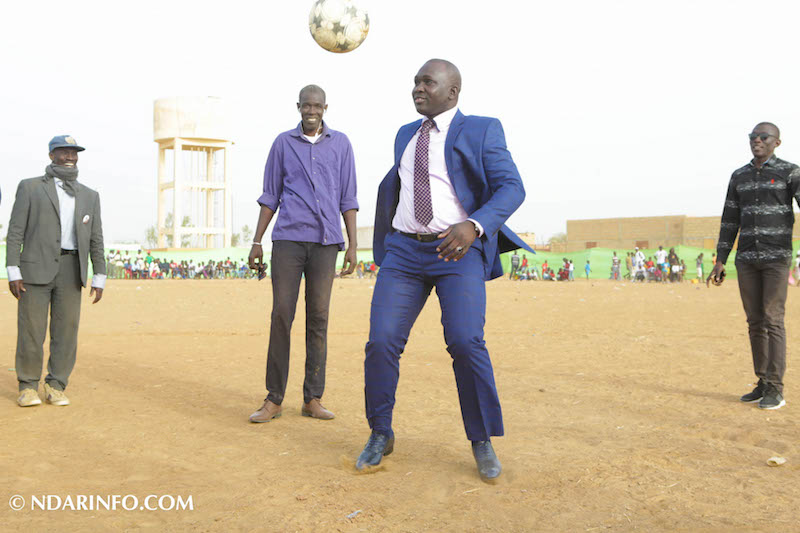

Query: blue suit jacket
[374,110,534,281]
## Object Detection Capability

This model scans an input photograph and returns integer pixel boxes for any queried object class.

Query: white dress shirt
[55,178,78,250]
[7,178,106,289]
[392,107,483,236]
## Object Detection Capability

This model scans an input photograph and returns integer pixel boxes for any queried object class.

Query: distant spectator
[668,248,680,282]
[696,253,704,281]
[509,251,520,280]
[645,257,655,281]
[625,252,632,280]
[655,246,668,272]
[634,247,646,270]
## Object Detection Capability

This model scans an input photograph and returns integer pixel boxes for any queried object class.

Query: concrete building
[564,214,800,252]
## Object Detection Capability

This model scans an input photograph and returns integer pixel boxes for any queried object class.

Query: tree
[548,232,567,245]
[230,233,241,247]
[144,225,158,248]
[241,224,253,243]
[163,213,193,247]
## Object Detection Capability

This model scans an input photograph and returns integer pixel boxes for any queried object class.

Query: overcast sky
[2,0,800,245]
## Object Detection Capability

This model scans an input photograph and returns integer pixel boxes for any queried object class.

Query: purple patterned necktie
[413,119,435,226]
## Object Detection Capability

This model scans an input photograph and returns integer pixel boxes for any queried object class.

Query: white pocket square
[82,215,90,224]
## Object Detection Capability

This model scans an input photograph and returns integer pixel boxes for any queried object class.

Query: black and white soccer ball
[309,0,370,53]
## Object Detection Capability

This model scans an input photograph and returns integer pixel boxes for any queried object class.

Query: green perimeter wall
[498,246,775,281]
[3,244,799,281]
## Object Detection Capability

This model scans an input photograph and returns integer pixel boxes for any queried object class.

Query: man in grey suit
[6,135,106,407]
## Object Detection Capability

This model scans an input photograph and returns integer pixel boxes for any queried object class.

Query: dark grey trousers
[265,241,338,405]
[16,254,82,392]
[736,260,790,393]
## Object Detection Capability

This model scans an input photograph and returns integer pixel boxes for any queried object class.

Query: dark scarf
[45,164,79,196]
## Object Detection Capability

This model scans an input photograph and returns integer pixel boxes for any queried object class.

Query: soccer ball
[309,0,370,53]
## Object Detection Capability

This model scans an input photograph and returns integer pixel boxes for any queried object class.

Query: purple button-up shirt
[258,122,359,249]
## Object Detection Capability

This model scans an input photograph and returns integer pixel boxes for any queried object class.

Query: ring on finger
[456,246,463,252]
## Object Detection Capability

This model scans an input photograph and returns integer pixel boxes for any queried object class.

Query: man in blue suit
[355,59,533,483]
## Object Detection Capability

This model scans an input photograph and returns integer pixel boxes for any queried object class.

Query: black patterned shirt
[717,155,800,264]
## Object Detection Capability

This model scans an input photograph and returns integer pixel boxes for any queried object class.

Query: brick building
[564,214,800,252]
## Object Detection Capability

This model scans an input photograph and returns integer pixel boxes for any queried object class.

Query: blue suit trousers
[364,232,504,441]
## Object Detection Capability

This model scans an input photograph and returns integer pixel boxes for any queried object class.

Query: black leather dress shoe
[472,440,502,482]
[356,431,395,470]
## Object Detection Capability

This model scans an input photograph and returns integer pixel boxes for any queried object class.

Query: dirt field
[1,278,798,532]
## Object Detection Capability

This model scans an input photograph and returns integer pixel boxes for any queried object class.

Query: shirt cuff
[467,218,484,238]
[91,274,107,289]
[256,193,279,211]
[340,198,360,212]
[7,266,22,282]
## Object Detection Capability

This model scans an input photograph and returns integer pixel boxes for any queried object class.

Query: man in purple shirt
[248,85,358,423]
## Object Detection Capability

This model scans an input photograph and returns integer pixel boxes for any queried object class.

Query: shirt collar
[750,154,777,168]
[423,106,459,133]
[291,120,331,140]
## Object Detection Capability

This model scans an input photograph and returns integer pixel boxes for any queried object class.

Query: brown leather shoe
[249,399,282,423]
[301,398,335,420]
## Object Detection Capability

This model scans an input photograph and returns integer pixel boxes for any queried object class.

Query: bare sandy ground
[1,278,798,532]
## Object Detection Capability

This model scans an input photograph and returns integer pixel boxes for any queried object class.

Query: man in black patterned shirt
[709,122,800,410]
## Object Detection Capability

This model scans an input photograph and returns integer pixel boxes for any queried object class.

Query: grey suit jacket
[6,175,106,287]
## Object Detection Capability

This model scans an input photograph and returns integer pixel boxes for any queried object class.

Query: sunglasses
[748,133,777,142]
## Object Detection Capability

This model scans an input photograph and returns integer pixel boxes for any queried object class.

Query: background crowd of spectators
[104,250,260,280]
[620,246,707,283]
[103,250,385,281]
[104,246,714,284]
[506,246,711,283]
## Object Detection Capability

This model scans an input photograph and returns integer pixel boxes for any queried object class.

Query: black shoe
[472,440,502,483]
[740,383,764,403]
[355,431,394,470]
[759,385,786,410]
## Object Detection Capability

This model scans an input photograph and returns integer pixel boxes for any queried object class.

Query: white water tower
[153,96,233,248]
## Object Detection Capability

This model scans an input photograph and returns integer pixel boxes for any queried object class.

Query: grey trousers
[265,241,338,405]
[736,260,790,393]
[16,254,82,392]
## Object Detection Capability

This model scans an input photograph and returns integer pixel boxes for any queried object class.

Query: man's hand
[89,287,103,304]
[9,280,25,299]
[706,262,726,287]
[248,244,264,271]
[437,221,478,262]
[340,246,357,276]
